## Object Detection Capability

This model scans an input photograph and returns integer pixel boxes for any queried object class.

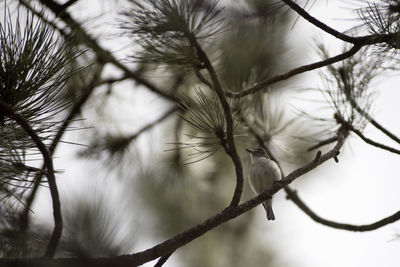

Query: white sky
[24,1,400,266]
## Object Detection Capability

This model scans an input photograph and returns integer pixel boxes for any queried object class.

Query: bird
[246,148,282,220]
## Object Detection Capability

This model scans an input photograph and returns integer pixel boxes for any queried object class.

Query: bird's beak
[246,148,253,153]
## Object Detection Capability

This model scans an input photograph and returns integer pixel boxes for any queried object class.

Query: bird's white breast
[249,158,282,195]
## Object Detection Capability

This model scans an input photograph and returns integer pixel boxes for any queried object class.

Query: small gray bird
[247,148,282,220]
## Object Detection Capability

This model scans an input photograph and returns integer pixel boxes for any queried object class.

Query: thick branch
[225,45,362,98]
[0,101,62,258]
[285,187,400,231]
[189,36,244,207]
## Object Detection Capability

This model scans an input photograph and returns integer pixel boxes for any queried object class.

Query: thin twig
[154,252,174,267]
[307,136,338,151]
[281,0,356,43]
[0,101,62,258]
[225,45,362,98]
[281,0,395,46]
[336,114,400,155]
[126,106,179,142]
[347,97,400,145]
[285,187,400,231]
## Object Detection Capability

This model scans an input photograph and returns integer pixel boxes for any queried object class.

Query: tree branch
[280,0,396,46]
[0,130,345,266]
[336,114,400,155]
[307,136,339,151]
[225,44,362,98]
[285,187,400,231]
[0,101,62,258]
[188,35,244,207]
[18,65,104,234]
[34,0,180,103]
[154,252,173,267]
[126,106,179,142]
[281,0,357,43]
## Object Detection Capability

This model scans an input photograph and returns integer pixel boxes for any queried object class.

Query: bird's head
[246,148,269,159]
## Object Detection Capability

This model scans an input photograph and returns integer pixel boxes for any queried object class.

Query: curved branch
[225,44,362,98]
[189,35,244,207]
[281,0,357,43]
[18,65,104,233]
[285,187,400,232]
[0,101,62,258]
[280,0,396,46]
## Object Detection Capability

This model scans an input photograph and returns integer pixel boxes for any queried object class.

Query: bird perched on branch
[247,148,282,220]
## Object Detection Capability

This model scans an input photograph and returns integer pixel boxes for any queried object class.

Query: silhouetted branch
[347,97,400,145]
[154,252,174,267]
[308,136,338,151]
[285,187,400,231]
[189,35,244,207]
[336,114,400,155]
[18,65,104,234]
[281,0,356,43]
[35,0,180,103]
[281,0,397,46]
[0,101,62,258]
[226,45,362,98]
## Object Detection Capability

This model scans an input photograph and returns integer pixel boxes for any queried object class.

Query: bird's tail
[262,201,275,220]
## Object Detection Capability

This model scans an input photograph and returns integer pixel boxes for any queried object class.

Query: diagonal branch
[32,0,180,103]
[336,114,400,155]
[0,101,62,258]
[281,0,357,43]
[225,44,362,98]
[154,252,174,267]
